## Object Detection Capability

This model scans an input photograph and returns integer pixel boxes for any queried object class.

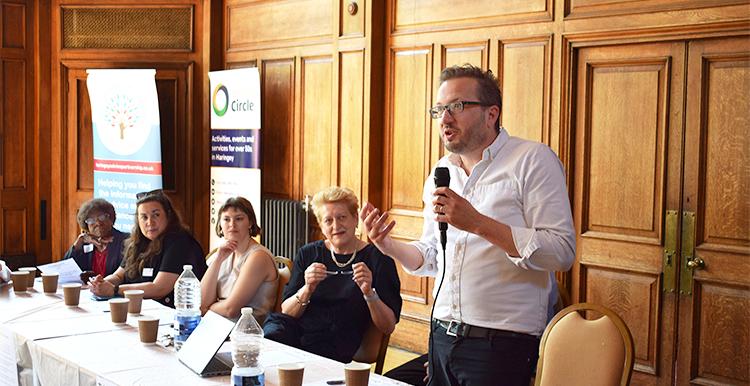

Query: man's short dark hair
[440,64,502,132]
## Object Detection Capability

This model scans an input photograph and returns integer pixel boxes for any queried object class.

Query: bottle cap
[183,265,192,270]
[240,307,254,315]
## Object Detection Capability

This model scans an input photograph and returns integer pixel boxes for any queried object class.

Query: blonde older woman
[263,186,402,363]
[200,197,278,323]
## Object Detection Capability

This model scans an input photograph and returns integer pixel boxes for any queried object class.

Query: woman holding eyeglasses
[89,190,207,307]
[263,186,402,363]
[63,198,128,278]
[200,196,278,323]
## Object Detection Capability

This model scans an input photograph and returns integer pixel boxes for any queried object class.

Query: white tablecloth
[1,281,408,386]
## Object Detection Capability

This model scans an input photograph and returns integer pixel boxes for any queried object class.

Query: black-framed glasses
[428,100,490,119]
[136,189,164,200]
[84,213,110,225]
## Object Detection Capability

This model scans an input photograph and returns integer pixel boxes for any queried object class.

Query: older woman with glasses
[89,190,207,307]
[263,186,402,363]
[200,197,278,323]
[63,198,128,277]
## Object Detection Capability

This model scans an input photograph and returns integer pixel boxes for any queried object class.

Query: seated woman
[263,186,402,363]
[63,198,128,277]
[200,197,278,323]
[89,190,207,307]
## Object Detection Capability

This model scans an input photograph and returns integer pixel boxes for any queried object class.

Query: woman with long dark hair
[89,190,206,307]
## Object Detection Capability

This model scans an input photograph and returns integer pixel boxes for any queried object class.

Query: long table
[1,281,408,386]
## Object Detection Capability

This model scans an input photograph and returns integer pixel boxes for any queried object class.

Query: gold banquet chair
[352,321,390,375]
[273,256,292,313]
[535,303,635,386]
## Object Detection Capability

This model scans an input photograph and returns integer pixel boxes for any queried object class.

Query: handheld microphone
[433,167,450,250]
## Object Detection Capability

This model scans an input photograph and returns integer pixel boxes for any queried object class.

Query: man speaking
[361,64,575,386]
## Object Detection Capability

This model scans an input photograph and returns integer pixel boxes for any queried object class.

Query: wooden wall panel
[2,60,26,188]
[155,78,178,192]
[566,0,748,19]
[695,282,749,383]
[2,3,24,48]
[388,48,431,212]
[585,63,664,241]
[2,208,25,253]
[499,38,549,143]
[227,0,332,50]
[338,50,364,197]
[301,56,334,197]
[441,42,487,69]
[703,58,749,247]
[339,0,364,37]
[393,0,551,33]
[583,265,660,372]
[74,78,92,191]
[261,59,295,199]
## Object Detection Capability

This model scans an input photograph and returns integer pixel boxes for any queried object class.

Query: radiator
[261,196,310,261]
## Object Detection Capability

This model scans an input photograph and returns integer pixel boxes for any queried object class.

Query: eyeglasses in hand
[325,270,353,276]
[428,100,491,119]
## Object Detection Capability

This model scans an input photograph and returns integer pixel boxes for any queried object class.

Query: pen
[326,381,345,385]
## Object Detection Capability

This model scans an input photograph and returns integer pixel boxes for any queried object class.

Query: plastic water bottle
[230,307,264,386]
[174,264,201,351]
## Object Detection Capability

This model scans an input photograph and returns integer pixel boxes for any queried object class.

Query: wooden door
[0,0,36,259]
[572,41,687,385]
[676,36,750,386]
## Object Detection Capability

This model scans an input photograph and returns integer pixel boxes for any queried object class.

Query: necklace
[329,244,358,268]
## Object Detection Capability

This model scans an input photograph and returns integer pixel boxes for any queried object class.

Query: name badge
[142,268,154,277]
[83,244,94,253]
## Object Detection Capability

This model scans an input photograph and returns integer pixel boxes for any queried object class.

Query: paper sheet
[36,259,83,284]
[0,326,20,386]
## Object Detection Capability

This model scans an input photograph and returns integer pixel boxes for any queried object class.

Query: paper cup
[11,271,29,293]
[138,317,160,344]
[19,267,37,288]
[41,273,59,293]
[123,289,144,314]
[109,298,130,324]
[62,283,82,306]
[344,362,371,386]
[278,363,305,386]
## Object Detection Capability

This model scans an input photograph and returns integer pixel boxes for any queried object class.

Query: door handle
[686,256,705,270]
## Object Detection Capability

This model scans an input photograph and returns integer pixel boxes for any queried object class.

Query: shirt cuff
[508,226,540,260]
[404,241,438,276]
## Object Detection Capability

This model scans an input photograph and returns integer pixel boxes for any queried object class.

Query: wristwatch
[364,288,379,303]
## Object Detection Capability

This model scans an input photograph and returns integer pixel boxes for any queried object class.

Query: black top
[283,240,402,361]
[63,228,128,277]
[120,230,206,307]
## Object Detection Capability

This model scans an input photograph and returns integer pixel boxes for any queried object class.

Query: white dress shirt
[407,129,575,335]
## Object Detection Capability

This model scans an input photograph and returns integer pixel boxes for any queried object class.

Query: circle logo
[212,84,229,117]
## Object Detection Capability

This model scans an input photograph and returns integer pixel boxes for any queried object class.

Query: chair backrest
[273,256,292,313]
[535,302,635,386]
[352,321,390,375]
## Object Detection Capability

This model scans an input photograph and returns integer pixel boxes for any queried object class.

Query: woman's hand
[304,262,327,292]
[89,275,115,297]
[352,262,373,295]
[216,240,238,261]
